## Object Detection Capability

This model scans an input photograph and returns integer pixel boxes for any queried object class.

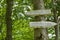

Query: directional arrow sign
[25,9,51,16]
[30,21,57,28]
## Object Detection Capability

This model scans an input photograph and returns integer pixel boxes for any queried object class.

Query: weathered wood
[58,16,60,40]
[25,9,51,16]
[52,0,59,40]
[30,21,57,28]
[32,0,49,40]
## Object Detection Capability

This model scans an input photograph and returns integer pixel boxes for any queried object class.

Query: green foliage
[12,19,34,40]
[12,0,34,40]
[56,0,60,16]
[0,0,60,40]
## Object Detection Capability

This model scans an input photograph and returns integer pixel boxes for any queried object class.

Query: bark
[5,0,13,40]
[52,0,59,40]
[58,17,60,40]
[32,0,49,40]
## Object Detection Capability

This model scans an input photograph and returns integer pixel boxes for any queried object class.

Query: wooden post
[58,16,60,40]
[52,0,59,40]
[32,0,49,40]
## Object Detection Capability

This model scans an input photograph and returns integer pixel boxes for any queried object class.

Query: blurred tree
[52,0,59,40]
[5,0,13,40]
[0,0,60,40]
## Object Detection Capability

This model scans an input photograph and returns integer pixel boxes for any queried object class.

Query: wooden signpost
[25,9,51,16]
[58,16,60,40]
[25,0,57,40]
[30,21,57,28]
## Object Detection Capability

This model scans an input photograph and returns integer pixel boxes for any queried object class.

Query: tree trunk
[52,0,59,40]
[5,0,13,40]
[58,16,60,40]
[32,0,49,40]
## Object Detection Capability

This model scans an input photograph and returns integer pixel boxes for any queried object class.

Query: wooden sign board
[25,9,51,16]
[30,21,57,28]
